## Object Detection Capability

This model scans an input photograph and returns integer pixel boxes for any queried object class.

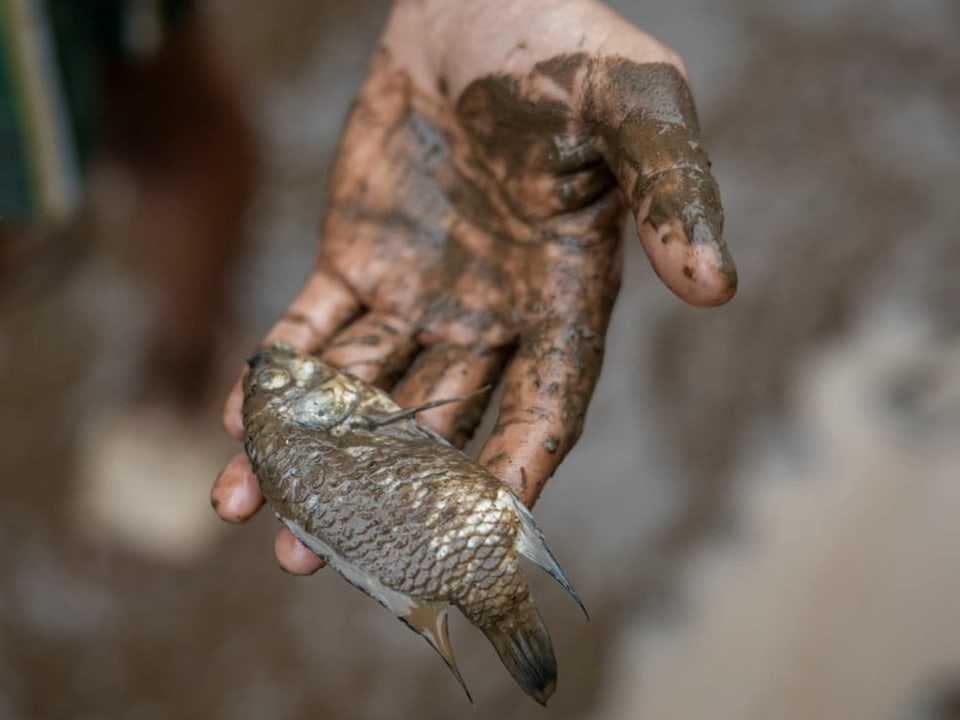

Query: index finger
[221,268,360,438]
[585,58,738,306]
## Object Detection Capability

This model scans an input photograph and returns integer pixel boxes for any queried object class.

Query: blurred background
[1,0,958,718]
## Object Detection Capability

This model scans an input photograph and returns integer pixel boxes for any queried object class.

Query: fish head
[244,343,362,430]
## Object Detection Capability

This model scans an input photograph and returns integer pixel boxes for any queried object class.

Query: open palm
[213,0,737,574]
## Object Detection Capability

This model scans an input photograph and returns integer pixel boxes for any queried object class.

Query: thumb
[585,58,738,306]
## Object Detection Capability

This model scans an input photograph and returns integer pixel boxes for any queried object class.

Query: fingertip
[479,441,548,508]
[637,212,738,307]
[479,419,579,509]
[274,527,326,574]
[211,452,264,522]
[692,243,738,306]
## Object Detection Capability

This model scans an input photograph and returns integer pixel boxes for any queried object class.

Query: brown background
[2,0,958,718]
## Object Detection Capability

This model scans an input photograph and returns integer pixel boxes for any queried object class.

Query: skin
[211,0,737,574]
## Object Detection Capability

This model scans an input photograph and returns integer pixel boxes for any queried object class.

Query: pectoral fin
[366,386,492,428]
[509,495,588,619]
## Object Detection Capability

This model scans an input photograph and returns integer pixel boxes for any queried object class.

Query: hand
[211,0,737,574]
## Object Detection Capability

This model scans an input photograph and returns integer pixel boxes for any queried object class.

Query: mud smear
[316,48,738,498]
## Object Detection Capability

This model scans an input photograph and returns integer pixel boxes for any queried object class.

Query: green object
[0,1,43,221]
[0,0,191,224]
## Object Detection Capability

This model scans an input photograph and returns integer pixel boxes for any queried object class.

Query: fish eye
[308,387,337,413]
[257,368,291,390]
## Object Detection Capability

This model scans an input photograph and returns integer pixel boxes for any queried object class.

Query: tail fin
[481,604,558,705]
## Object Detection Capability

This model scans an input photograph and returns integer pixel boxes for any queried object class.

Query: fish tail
[480,602,557,705]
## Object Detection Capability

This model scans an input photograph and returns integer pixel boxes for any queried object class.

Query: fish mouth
[246,350,272,370]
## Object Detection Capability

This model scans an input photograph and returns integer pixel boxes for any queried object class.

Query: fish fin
[282,519,416,614]
[510,496,589,619]
[402,603,473,704]
[480,604,557,705]
[373,417,453,446]
[281,519,472,702]
[367,386,492,428]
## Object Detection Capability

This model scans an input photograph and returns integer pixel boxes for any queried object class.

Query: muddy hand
[211,0,737,575]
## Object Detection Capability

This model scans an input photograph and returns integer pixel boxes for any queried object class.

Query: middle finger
[321,311,419,387]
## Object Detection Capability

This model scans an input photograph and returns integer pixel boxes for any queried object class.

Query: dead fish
[241,342,585,704]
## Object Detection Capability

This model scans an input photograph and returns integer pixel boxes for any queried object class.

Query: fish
[241,342,585,705]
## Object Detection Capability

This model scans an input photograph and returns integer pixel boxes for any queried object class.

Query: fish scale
[241,343,586,705]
